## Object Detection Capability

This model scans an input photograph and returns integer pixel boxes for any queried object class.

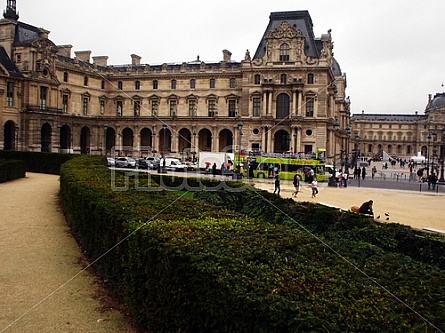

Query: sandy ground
[253,179,445,233]
[1,171,444,333]
[0,173,138,333]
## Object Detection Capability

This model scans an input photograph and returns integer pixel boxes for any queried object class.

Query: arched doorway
[41,123,52,152]
[60,124,72,153]
[274,130,290,153]
[178,128,192,155]
[159,127,171,154]
[3,120,18,150]
[219,129,233,152]
[276,93,290,119]
[198,128,212,152]
[140,127,153,156]
[80,126,91,154]
[105,127,116,155]
[121,127,134,155]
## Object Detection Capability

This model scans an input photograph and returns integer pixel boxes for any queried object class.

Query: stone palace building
[0,0,443,165]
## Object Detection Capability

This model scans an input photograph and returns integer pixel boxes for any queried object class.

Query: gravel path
[0,173,138,333]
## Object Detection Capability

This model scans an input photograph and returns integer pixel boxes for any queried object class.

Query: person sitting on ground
[359,200,374,217]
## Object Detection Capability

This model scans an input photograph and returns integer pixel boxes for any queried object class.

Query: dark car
[137,158,151,169]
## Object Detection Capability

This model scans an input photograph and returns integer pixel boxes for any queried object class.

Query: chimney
[131,54,141,66]
[57,45,72,58]
[93,56,108,67]
[222,49,232,62]
[74,50,92,63]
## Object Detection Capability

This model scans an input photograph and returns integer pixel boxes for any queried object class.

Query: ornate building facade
[352,92,445,162]
[0,1,351,163]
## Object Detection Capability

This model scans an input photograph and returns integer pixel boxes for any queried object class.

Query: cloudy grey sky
[15,0,445,115]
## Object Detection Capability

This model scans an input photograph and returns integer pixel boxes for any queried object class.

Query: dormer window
[279,43,290,62]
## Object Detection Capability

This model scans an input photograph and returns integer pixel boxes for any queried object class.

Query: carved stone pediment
[266,21,303,39]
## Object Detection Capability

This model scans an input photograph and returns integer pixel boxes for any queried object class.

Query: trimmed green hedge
[0,150,78,174]
[0,159,26,183]
[59,156,445,332]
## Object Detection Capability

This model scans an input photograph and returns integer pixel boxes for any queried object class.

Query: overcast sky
[15,0,445,115]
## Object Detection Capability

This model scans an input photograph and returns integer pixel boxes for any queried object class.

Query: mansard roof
[352,113,427,122]
[0,45,21,77]
[426,92,445,111]
[254,11,318,59]
[13,21,49,46]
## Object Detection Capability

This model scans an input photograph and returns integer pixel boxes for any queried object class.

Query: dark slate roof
[426,93,445,110]
[352,113,427,122]
[331,57,342,76]
[13,21,43,46]
[0,45,22,78]
[253,11,319,59]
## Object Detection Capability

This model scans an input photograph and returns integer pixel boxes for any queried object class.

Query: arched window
[279,43,290,61]
[153,80,158,89]
[280,74,287,84]
[171,79,176,89]
[276,93,290,119]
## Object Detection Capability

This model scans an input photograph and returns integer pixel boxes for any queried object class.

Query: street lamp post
[440,125,445,182]
[355,133,361,188]
[103,123,108,156]
[432,130,437,176]
[237,120,243,179]
[15,124,19,151]
[328,119,340,187]
[427,133,431,176]
[161,122,167,173]
[345,125,351,173]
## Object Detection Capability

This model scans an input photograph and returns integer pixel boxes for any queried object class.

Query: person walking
[342,170,349,187]
[361,166,367,180]
[310,178,318,198]
[212,162,217,177]
[273,175,281,195]
[292,174,300,198]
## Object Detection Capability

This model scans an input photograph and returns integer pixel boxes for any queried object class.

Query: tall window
[279,43,290,61]
[134,100,140,116]
[305,97,314,117]
[171,79,176,89]
[6,82,13,107]
[100,100,105,114]
[82,97,88,115]
[153,80,158,89]
[40,86,47,110]
[135,80,140,90]
[118,81,123,90]
[254,74,261,85]
[208,100,217,116]
[151,100,158,115]
[189,100,197,117]
[83,76,88,86]
[169,100,177,116]
[280,74,287,84]
[228,100,236,117]
[190,79,196,89]
[101,80,105,89]
[253,98,261,117]
[229,78,236,88]
[209,78,215,89]
[63,72,68,82]
[116,100,123,116]
[62,94,68,113]
[307,73,314,84]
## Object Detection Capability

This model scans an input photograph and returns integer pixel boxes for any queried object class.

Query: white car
[107,157,115,167]
[115,157,137,168]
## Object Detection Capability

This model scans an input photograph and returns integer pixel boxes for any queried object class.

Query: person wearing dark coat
[359,200,374,217]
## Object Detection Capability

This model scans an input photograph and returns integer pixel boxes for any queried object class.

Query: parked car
[107,157,115,167]
[136,158,151,169]
[115,157,137,168]
[145,157,161,169]
[160,158,188,172]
